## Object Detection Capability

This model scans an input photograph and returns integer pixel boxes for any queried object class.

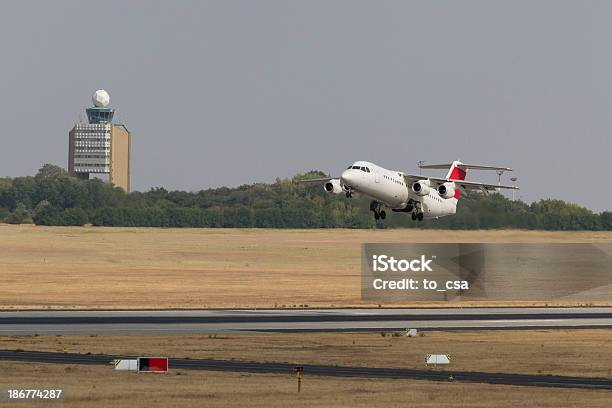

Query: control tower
[68,90,132,192]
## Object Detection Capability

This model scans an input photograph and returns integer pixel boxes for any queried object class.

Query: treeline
[1,164,611,230]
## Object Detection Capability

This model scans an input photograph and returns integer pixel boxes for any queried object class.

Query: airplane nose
[341,170,356,186]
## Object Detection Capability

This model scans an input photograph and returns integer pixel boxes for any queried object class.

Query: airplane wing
[403,173,430,184]
[436,178,519,192]
[403,174,518,192]
[296,177,334,183]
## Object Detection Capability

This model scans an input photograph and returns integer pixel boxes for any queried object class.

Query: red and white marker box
[137,357,169,373]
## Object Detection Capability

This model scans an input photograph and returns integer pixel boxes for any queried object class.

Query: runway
[1,307,611,335]
[1,349,611,390]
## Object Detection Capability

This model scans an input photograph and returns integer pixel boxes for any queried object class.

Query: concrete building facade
[68,90,132,192]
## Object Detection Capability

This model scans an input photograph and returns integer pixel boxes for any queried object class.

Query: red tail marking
[448,165,466,199]
[448,166,466,181]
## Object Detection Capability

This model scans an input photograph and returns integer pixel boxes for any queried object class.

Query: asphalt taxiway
[1,349,611,390]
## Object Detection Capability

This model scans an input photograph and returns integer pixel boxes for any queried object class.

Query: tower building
[68,90,132,192]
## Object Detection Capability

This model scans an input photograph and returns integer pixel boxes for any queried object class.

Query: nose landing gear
[370,201,386,220]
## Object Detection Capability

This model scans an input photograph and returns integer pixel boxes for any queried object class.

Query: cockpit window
[349,165,370,172]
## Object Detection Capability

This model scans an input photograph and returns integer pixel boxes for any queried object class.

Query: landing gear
[345,189,353,198]
[410,201,424,222]
[370,201,385,220]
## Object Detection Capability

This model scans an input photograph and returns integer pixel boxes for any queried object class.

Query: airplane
[299,160,518,221]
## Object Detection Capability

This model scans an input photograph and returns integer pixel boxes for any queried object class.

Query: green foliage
[62,208,89,226]
[601,212,612,230]
[0,207,9,221]
[32,200,58,225]
[1,165,610,230]
[35,164,69,180]
[32,200,88,226]
[5,202,31,224]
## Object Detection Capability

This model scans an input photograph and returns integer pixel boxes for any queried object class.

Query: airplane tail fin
[446,161,465,200]
[419,161,466,201]
[419,160,467,181]
[445,161,467,181]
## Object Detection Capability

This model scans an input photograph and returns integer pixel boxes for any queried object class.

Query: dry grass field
[1,330,611,379]
[3,361,611,408]
[2,329,611,406]
[1,224,611,309]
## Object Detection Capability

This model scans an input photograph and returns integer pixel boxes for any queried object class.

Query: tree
[35,164,69,180]
[62,208,89,226]
[2,163,611,230]
[600,212,612,230]
[32,201,61,226]
[5,202,31,224]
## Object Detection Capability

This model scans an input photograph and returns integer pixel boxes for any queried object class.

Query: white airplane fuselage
[339,161,457,219]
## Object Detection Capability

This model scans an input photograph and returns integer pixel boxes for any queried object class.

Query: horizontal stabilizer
[419,163,513,172]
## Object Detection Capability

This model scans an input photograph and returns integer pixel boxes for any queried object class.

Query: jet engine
[324,179,343,194]
[411,180,430,196]
[437,182,456,199]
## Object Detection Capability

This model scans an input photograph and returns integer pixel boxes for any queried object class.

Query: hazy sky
[1,1,611,211]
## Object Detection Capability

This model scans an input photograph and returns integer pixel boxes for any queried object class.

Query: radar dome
[92,89,110,108]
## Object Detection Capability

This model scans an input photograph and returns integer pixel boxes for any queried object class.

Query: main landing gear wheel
[417,212,424,221]
[411,212,417,221]
[374,211,380,220]
[380,210,386,220]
